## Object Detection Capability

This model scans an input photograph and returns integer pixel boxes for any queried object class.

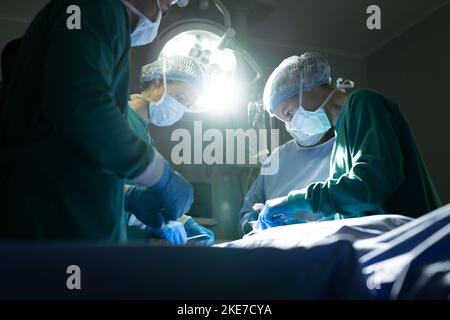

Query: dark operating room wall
[366,3,450,205]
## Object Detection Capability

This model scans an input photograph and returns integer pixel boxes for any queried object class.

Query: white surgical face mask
[122,0,162,47]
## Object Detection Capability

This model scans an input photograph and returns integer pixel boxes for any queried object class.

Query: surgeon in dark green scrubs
[256,52,441,229]
[124,55,215,246]
[0,0,190,240]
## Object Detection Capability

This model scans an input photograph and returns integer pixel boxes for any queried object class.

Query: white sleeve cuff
[133,149,165,187]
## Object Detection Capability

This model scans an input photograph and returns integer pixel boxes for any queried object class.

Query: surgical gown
[288,89,441,219]
[240,138,334,227]
[124,105,156,240]
[0,0,155,240]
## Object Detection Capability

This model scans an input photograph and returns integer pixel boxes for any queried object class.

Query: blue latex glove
[256,196,293,230]
[150,221,188,245]
[151,161,194,222]
[124,186,164,229]
[184,218,215,246]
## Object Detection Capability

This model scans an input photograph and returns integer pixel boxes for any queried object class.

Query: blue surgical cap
[263,52,331,114]
[140,55,206,90]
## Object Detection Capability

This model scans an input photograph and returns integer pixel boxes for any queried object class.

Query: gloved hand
[184,217,215,246]
[150,221,188,245]
[150,161,194,222]
[256,195,314,230]
[256,196,293,230]
[124,186,164,229]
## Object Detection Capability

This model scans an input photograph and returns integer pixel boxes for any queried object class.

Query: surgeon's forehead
[278,96,298,110]
[168,81,201,99]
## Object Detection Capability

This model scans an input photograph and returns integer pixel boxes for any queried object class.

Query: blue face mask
[149,92,187,127]
[285,121,326,147]
[287,78,355,142]
[151,59,187,127]
[289,105,332,136]
[122,0,162,47]
[287,90,335,137]
[132,59,187,127]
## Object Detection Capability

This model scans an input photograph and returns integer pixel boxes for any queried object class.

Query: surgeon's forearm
[56,103,154,179]
[286,188,313,213]
[288,167,400,217]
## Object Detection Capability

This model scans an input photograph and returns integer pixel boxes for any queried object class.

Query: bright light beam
[160,30,240,113]
[196,75,243,113]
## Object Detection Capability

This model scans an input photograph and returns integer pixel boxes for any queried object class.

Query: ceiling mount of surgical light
[213,0,262,85]
[158,0,263,113]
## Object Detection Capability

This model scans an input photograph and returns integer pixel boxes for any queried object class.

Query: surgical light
[196,75,244,114]
[159,30,239,113]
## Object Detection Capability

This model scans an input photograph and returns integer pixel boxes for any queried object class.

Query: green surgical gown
[127,105,152,146]
[0,0,155,240]
[124,105,155,241]
[288,89,441,219]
